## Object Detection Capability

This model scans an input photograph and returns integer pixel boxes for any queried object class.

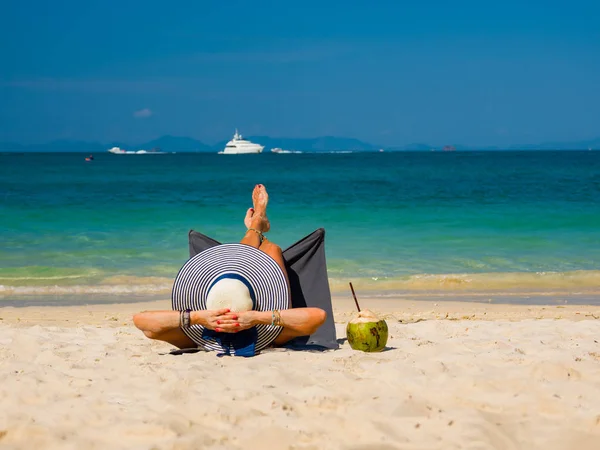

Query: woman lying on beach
[133,184,327,355]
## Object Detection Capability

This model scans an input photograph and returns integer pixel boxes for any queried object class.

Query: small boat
[85,155,94,161]
[271,147,302,154]
[108,147,167,155]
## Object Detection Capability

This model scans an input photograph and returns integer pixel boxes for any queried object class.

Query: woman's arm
[133,308,231,338]
[133,307,327,348]
[219,308,327,337]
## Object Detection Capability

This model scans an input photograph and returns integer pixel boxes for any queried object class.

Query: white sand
[1,298,600,449]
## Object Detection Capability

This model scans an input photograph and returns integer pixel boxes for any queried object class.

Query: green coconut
[346,309,388,352]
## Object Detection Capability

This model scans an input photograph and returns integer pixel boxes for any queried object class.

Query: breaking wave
[1,270,600,298]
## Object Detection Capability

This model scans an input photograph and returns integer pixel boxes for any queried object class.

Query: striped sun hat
[172,243,290,355]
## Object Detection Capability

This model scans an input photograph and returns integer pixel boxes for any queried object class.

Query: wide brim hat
[172,243,290,353]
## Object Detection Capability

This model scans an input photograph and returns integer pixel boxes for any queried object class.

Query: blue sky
[1,0,599,146]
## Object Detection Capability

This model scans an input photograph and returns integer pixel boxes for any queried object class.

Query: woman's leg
[259,238,288,281]
[240,184,270,248]
[243,185,324,345]
[240,226,262,248]
[242,185,290,285]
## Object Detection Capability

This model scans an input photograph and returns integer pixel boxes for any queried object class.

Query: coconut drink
[346,309,388,352]
[346,283,388,352]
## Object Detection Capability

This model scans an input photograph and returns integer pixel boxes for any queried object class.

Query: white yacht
[219,130,264,154]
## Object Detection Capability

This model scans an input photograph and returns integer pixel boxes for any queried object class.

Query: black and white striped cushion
[172,244,289,352]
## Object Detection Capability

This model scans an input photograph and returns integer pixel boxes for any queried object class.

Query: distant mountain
[1,140,107,152]
[139,135,211,152]
[386,143,433,151]
[40,140,107,153]
[1,135,599,152]
[0,136,211,153]
[308,136,378,151]
[451,144,473,151]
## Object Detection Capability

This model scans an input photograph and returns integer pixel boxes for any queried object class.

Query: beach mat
[188,228,339,350]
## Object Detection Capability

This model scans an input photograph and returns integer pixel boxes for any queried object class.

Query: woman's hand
[193,308,232,331]
[203,310,260,333]
[230,311,259,331]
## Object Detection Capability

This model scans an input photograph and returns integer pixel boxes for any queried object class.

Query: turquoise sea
[1,151,599,305]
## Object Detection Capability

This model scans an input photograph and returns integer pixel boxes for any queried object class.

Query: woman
[133,185,327,355]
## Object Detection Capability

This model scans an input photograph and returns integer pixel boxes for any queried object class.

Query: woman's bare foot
[250,184,270,232]
[244,207,254,229]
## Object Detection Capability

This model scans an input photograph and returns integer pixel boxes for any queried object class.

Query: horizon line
[1,134,599,151]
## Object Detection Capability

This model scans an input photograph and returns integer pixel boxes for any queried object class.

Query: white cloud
[133,108,153,118]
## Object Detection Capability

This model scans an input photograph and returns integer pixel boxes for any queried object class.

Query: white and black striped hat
[172,244,290,353]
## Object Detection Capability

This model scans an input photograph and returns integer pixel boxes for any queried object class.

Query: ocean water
[1,151,599,304]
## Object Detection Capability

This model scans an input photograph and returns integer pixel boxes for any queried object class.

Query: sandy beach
[1,296,600,449]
